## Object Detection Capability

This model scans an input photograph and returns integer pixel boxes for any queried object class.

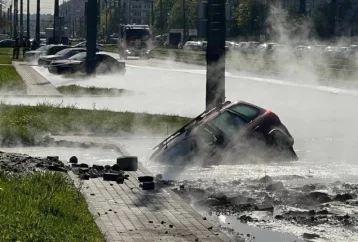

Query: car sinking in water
[150,101,297,166]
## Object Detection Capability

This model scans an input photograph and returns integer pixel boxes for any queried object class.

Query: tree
[313,2,335,38]
[236,0,267,36]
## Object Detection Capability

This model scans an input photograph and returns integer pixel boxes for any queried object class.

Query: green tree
[236,0,267,36]
[313,2,335,38]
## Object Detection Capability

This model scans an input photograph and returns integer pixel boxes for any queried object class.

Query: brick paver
[59,135,231,242]
[12,61,62,96]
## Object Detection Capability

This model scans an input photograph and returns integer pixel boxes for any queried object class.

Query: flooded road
[2,59,358,241]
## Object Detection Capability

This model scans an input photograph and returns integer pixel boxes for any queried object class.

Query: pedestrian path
[58,135,231,242]
[12,61,62,96]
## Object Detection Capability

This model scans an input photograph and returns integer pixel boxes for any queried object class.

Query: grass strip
[0,172,104,241]
[0,48,26,93]
[0,103,191,145]
[57,85,129,96]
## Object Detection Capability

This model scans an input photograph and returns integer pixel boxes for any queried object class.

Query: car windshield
[125,29,150,40]
[69,52,86,60]
[36,45,50,52]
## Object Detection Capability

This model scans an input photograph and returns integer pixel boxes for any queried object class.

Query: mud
[167,174,358,241]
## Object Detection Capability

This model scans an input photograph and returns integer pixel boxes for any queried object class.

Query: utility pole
[27,0,30,37]
[182,0,186,44]
[35,0,40,43]
[86,0,97,75]
[206,0,226,110]
[14,0,18,40]
[54,0,59,43]
[20,0,23,44]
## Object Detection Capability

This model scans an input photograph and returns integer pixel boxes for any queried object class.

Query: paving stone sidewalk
[57,135,231,242]
[12,61,62,96]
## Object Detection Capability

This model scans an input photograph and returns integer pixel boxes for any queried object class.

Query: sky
[3,0,55,15]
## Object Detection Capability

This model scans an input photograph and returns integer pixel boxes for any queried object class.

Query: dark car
[25,44,72,61]
[48,52,126,75]
[0,39,15,48]
[38,48,86,66]
[150,101,297,166]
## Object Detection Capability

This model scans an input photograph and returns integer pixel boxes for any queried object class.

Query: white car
[74,41,104,51]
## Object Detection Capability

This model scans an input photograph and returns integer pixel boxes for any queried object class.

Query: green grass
[0,48,26,93]
[58,85,129,96]
[0,172,104,241]
[0,103,191,145]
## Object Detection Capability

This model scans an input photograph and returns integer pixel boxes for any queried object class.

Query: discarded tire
[138,176,154,183]
[103,173,122,181]
[142,182,155,190]
[117,156,138,171]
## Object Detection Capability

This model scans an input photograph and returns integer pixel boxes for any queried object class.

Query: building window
[132,11,141,17]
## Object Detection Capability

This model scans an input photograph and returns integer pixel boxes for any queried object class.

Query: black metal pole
[14,0,18,39]
[20,0,23,44]
[10,5,12,37]
[151,0,154,27]
[54,0,59,43]
[35,0,40,43]
[86,0,97,75]
[97,0,100,37]
[27,0,30,37]
[206,0,226,110]
[182,0,185,44]
[160,0,163,32]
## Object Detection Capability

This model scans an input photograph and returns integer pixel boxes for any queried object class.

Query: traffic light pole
[206,0,226,110]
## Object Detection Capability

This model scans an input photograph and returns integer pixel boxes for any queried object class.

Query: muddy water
[113,136,358,242]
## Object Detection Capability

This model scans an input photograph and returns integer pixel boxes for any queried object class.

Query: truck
[118,25,152,59]
[45,28,70,45]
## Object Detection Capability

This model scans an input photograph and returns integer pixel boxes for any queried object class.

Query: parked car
[25,44,72,61]
[344,45,358,59]
[38,48,86,66]
[74,41,104,51]
[0,39,15,48]
[48,52,126,75]
[183,41,204,51]
[150,100,297,166]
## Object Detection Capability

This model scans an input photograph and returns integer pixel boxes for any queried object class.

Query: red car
[150,100,297,166]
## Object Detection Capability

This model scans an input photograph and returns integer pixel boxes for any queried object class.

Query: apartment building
[121,0,152,25]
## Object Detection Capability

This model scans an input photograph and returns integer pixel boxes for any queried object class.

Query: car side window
[162,138,193,162]
[209,111,247,139]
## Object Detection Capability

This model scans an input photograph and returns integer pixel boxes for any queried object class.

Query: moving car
[48,52,126,75]
[150,100,297,166]
[0,39,15,48]
[74,41,104,51]
[25,44,71,61]
[38,48,86,66]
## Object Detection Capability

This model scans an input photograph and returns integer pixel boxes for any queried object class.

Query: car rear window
[229,104,261,121]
